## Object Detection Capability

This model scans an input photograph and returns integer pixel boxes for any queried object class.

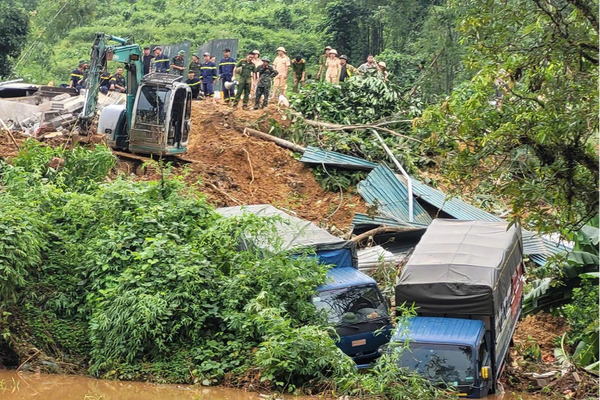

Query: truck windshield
[396,344,475,386]
[313,285,388,326]
[135,86,171,126]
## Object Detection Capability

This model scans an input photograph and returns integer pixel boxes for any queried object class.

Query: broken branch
[243,128,306,153]
[351,226,418,244]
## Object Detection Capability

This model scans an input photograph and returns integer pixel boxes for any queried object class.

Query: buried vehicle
[217,205,393,368]
[391,219,524,398]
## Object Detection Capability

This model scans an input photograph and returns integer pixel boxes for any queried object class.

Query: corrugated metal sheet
[352,213,419,229]
[197,39,239,93]
[357,246,400,271]
[357,166,432,225]
[300,146,378,171]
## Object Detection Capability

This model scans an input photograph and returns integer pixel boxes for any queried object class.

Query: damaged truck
[217,205,393,368]
[390,219,524,398]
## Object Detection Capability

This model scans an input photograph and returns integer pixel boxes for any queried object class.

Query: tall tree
[417,0,599,234]
[0,1,30,79]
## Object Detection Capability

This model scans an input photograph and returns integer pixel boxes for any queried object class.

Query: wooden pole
[243,128,306,153]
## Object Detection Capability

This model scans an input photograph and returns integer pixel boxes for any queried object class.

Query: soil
[154,100,367,231]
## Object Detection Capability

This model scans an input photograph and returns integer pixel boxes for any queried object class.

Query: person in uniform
[233,52,257,110]
[153,47,170,73]
[339,55,358,82]
[219,48,236,102]
[200,52,217,98]
[316,46,331,81]
[272,47,290,99]
[170,50,186,76]
[69,60,87,91]
[99,70,112,94]
[250,50,262,97]
[291,55,306,92]
[188,53,201,77]
[254,57,278,109]
[142,46,153,75]
[109,67,126,92]
[185,70,202,99]
[325,49,341,83]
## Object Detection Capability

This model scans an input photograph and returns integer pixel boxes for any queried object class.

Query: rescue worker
[378,61,389,81]
[171,50,186,76]
[339,55,358,82]
[325,49,341,83]
[250,50,262,96]
[142,46,153,75]
[316,46,331,81]
[99,70,112,94]
[272,47,290,99]
[69,60,87,90]
[109,67,126,92]
[291,55,306,92]
[358,55,380,76]
[185,70,202,99]
[154,47,170,73]
[188,53,202,77]
[233,52,256,110]
[200,52,217,98]
[254,57,278,109]
[219,48,236,102]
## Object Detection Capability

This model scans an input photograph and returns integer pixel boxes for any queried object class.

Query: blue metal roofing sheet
[357,166,432,225]
[352,213,425,229]
[318,266,376,291]
[392,317,485,346]
[300,146,378,171]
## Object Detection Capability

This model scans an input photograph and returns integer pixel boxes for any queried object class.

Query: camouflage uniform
[171,55,185,76]
[255,64,278,109]
[233,59,256,108]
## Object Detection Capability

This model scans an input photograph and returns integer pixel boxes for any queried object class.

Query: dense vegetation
[0,141,452,398]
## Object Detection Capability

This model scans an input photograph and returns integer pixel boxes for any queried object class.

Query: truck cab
[391,317,493,397]
[313,267,392,368]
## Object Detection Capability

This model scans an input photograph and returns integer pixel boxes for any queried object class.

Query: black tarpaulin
[395,219,523,316]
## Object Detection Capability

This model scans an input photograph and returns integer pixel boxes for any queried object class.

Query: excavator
[79,33,192,156]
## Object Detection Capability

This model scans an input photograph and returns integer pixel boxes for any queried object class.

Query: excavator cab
[98,73,191,156]
[129,73,191,155]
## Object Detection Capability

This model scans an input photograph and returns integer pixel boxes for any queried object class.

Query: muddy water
[0,371,261,400]
[0,370,540,400]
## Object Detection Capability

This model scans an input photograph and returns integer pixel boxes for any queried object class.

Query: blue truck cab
[390,219,525,398]
[217,205,393,368]
[314,267,392,368]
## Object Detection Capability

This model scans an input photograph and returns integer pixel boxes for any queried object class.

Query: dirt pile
[166,101,366,230]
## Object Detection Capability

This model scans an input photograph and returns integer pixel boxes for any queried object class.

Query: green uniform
[234,60,256,107]
[188,60,201,76]
[318,54,327,81]
[291,59,306,92]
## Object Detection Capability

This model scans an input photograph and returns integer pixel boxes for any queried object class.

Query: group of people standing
[69,44,389,109]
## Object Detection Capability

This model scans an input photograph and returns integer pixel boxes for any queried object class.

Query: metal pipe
[0,79,24,86]
[371,129,414,223]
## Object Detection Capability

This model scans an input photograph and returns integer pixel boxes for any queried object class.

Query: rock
[40,360,61,373]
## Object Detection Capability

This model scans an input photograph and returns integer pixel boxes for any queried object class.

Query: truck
[390,219,524,398]
[81,33,192,156]
[216,205,393,368]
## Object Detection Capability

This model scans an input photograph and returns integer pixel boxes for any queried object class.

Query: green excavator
[80,33,192,156]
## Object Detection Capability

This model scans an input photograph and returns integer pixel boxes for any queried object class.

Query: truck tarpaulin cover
[216,205,358,268]
[396,219,523,316]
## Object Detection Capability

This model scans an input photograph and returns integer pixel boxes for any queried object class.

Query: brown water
[0,370,540,400]
[0,371,262,400]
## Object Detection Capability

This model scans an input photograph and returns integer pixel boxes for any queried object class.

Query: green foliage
[0,0,29,78]
[291,76,402,124]
[311,166,366,193]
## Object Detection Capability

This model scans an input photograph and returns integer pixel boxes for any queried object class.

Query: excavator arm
[79,33,143,133]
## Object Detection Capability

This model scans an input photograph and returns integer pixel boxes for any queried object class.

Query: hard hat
[224,81,238,90]
[329,49,338,55]
[203,52,210,56]
[253,50,260,55]
[378,61,387,68]
[276,47,286,53]
[339,55,348,60]
[261,57,270,63]
[178,50,185,55]
[325,46,332,50]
